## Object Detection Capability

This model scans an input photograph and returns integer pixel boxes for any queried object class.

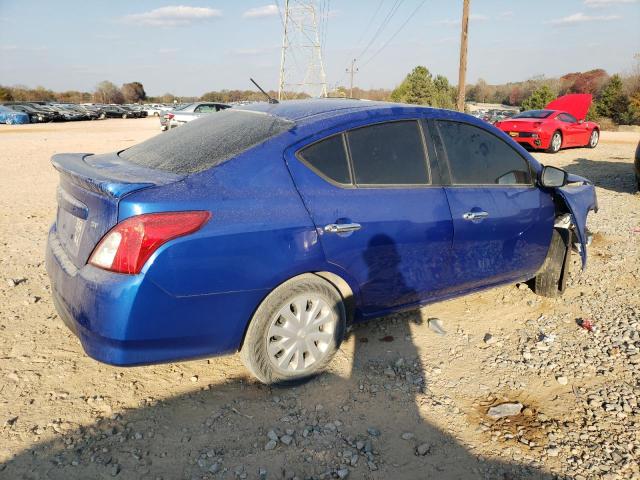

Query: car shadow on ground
[562,157,637,194]
[2,242,565,479]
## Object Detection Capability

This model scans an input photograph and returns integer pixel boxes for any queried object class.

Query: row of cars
[0,103,175,124]
[159,101,230,131]
[469,108,518,124]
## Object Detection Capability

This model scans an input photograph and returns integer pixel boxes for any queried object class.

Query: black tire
[533,229,568,298]
[587,129,599,148]
[240,274,346,385]
[547,131,562,154]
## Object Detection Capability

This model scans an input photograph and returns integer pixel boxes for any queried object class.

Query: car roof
[236,98,417,122]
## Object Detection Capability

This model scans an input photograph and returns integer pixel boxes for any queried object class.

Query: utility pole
[457,0,470,112]
[346,58,358,98]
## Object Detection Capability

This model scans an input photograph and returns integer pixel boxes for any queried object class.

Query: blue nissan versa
[46,99,597,384]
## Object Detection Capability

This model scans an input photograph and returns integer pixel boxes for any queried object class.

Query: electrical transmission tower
[278,0,328,100]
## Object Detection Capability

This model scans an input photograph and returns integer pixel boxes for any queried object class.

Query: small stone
[337,468,350,479]
[264,439,277,450]
[427,318,447,336]
[401,432,414,440]
[258,468,267,479]
[280,434,293,446]
[209,463,221,473]
[416,443,431,456]
[190,375,198,383]
[487,402,523,419]
[267,430,279,441]
[111,464,121,476]
[367,427,380,437]
[483,333,496,345]
[547,447,560,457]
[556,376,568,385]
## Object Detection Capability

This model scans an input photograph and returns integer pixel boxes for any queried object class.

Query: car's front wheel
[532,229,569,298]
[240,274,346,385]
[587,129,599,148]
[547,131,562,153]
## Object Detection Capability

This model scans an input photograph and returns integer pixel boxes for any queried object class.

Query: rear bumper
[46,226,267,366]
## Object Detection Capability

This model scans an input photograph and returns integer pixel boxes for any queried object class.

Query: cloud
[498,11,514,19]
[122,6,222,27]
[584,0,638,7]
[158,48,180,54]
[548,12,621,24]
[242,5,279,19]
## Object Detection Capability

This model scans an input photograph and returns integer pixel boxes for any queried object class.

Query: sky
[0,0,639,97]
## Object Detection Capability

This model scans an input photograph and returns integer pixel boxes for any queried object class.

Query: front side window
[347,121,430,186]
[436,121,531,185]
[298,134,351,185]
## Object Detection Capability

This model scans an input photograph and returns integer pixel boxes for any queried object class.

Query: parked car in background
[7,104,54,123]
[164,102,230,130]
[101,105,134,119]
[635,141,640,191]
[495,94,599,153]
[0,105,30,124]
[46,99,597,384]
[142,105,163,116]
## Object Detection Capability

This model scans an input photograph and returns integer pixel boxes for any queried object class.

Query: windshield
[119,109,294,175]
[512,110,553,119]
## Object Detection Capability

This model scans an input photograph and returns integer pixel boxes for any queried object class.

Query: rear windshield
[512,110,553,119]
[119,109,294,174]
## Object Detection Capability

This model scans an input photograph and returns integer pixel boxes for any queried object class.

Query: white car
[165,102,230,130]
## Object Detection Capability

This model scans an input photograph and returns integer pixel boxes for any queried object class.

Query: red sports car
[495,94,599,153]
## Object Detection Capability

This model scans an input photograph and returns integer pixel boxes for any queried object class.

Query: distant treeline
[1,62,638,125]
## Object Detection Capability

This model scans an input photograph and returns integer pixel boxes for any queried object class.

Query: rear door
[286,119,454,315]
[432,120,555,292]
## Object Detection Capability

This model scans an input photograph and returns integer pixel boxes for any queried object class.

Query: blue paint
[0,105,30,124]
[45,100,596,366]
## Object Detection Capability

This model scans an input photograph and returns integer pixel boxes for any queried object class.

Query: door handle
[324,223,362,234]
[462,211,489,221]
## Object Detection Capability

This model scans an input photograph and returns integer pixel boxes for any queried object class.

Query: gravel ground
[0,118,639,480]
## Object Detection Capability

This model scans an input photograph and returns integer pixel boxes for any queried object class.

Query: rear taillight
[88,211,210,274]
[165,113,174,119]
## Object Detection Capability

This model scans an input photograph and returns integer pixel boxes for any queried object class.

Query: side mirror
[540,166,567,188]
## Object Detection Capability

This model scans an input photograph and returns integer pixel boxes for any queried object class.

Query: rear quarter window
[119,110,294,174]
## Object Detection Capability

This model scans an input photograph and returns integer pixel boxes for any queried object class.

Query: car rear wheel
[532,229,569,298]
[240,274,346,385]
[587,129,599,148]
[547,131,562,154]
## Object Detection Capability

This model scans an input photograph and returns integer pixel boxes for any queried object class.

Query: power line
[356,0,405,61]
[359,0,427,69]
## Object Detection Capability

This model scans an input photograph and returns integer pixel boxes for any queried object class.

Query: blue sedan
[46,100,597,384]
[0,105,30,124]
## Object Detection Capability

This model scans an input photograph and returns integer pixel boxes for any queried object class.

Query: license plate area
[509,131,519,137]
[56,207,86,257]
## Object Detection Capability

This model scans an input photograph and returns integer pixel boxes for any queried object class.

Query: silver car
[165,102,230,130]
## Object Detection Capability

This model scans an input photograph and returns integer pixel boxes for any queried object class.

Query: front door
[432,120,555,292]
[286,120,454,315]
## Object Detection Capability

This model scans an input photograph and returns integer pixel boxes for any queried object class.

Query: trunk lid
[545,93,592,121]
[52,152,183,269]
[498,118,544,131]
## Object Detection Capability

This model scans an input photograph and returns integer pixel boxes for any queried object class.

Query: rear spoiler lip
[51,152,184,198]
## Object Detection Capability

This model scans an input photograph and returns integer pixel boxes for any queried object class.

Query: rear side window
[347,121,429,185]
[299,134,351,184]
[436,121,531,185]
[120,110,293,174]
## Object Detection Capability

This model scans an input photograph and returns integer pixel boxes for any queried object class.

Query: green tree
[595,74,638,124]
[390,66,455,108]
[521,85,555,111]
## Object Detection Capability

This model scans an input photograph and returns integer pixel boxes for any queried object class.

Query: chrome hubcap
[590,131,598,147]
[266,295,336,372]
[552,134,561,151]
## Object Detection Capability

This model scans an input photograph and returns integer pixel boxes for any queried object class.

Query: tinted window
[512,110,553,119]
[120,110,294,174]
[347,121,429,185]
[558,113,577,123]
[437,121,531,185]
[299,134,351,184]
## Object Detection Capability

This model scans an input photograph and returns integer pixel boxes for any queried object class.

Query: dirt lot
[1,118,639,480]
